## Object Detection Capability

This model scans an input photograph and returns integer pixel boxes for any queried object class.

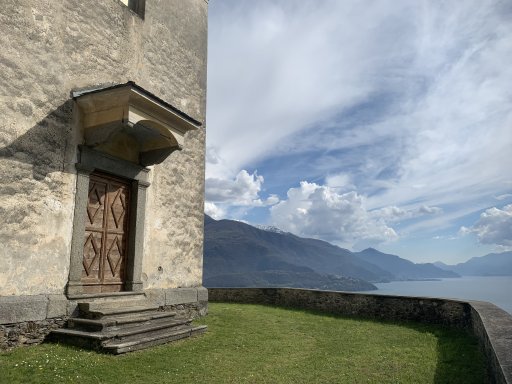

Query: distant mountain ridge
[203,270,376,291]
[435,252,512,276]
[355,248,459,280]
[253,224,288,234]
[204,215,380,291]
[203,215,459,290]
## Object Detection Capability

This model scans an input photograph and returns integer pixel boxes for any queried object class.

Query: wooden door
[81,172,131,293]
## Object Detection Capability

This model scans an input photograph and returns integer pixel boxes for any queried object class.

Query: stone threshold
[67,291,145,301]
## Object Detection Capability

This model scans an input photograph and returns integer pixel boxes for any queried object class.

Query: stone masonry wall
[209,287,473,327]
[1,318,67,350]
[0,0,208,296]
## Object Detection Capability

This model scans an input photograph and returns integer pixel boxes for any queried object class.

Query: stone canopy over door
[82,172,131,293]
[66,82,201,296]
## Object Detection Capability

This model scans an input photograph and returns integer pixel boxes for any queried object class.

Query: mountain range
[434,251,512,276]
[203,215,461,291]
[354,248,458,280]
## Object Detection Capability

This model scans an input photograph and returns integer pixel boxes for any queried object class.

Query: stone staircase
[48,293,207,354]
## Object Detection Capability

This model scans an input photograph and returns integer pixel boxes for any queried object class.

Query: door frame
[67,146,150,296]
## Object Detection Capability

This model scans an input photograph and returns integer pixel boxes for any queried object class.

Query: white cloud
[270,181,397,250]
[204,202,225,220]
[205,146,221,165]
[206,169,278,207]
[204,170,279,219]
[371,205,442,222]
[418,205,443,215]
[433,235,458,241]
[325,173,354,191]
[206,170,262,205]
[460,205,512,249]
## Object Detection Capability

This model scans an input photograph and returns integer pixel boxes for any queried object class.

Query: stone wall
[0,0,207,296]
[209,287,473,327]
[209,288,512,384]
[470,301,512,384]
[0,294,69,349]
[1,318,67,350]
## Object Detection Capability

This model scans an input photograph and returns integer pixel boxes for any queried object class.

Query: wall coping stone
[0,295,51,324]
[164,287,201,306]
[208,287,512,384]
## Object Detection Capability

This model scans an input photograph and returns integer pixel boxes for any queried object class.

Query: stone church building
[0,0,208,352]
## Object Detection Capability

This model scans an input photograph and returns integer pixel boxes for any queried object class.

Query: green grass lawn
[0,302,487,384]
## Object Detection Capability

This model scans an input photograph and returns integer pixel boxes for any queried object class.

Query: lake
[368,276,512,315]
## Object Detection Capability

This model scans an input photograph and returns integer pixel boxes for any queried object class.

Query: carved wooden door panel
[82,172,131,293]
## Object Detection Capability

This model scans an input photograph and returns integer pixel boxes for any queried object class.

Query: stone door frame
[67,146,150,296]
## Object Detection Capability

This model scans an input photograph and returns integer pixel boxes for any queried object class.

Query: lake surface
[369,276,512,315]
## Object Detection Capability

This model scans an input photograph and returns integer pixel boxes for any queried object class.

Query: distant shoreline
[371,276,512,315]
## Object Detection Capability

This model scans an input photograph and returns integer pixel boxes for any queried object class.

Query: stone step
[107,318,192,343]
[48,327,109,350]
[48,294,206,353]
[78,298,155,313]
[54,317,191,342]
[102,325,208,354]
[81,304,161,320]
[67,291,146,302]
[67,311,177,332]
[49,317,202,353]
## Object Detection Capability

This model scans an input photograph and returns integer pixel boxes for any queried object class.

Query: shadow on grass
[266,305,489,384]
[433,330,489,384]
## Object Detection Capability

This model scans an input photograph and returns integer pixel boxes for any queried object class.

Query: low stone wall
[209,287,512,384]
[470,301,512,384]
[0,294,69,348]
[0,287,208,350]
[146,287,209,320]
[1,318,67,350]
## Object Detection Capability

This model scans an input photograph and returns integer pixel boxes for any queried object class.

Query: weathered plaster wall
[139,0,207,290]
[0,0,207,295]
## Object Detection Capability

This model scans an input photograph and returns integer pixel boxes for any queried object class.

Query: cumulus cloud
[204,202,225,220]
[206,170,263,205]
[270,181,397,249]
[205,170,279,218]
[460,205,512,249]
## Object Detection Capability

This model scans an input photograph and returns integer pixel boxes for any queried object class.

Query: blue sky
[204,0,512,264]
